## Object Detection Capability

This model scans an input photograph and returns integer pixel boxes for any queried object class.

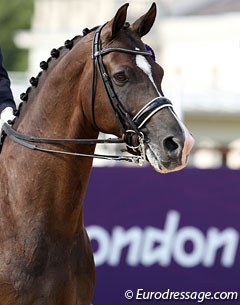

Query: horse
[0,3,194,305]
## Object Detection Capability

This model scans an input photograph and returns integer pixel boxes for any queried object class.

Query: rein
[3,24,173,166]
[2,123,143,164]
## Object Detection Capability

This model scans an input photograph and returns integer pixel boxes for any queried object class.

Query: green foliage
[0,0,34,71]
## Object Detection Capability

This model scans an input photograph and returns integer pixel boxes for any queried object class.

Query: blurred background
[0,0,240,168]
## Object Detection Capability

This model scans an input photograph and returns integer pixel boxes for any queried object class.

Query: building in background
[10,0,240,168]
[159,0,240,168]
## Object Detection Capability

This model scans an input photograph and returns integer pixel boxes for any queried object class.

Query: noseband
[3,24,173,165]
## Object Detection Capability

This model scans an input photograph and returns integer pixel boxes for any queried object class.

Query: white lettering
[86,210,239,268]
[87,225,110,266]
[108,226,142,266]
[141,211,179,266]
[136,288,144,299]
[203,228,239,267]
[173,227,205,267]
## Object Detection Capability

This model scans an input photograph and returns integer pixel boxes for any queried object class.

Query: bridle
[91,24,173,159]
[2,23,173,165]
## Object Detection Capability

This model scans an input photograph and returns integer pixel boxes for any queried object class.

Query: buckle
[124,130,146,165]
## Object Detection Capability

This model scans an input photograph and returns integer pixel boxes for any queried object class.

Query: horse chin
[145,145,185,174]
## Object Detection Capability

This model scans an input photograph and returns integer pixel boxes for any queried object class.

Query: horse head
[4,3,193,174]
[82,3,194,173]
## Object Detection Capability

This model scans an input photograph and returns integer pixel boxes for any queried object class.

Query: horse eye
[113,72,128,83]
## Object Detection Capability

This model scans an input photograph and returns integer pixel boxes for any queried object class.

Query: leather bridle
[3,24,173,165]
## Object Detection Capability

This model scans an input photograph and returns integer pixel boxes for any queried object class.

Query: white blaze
[135,53,194,169]
[136,54,162,97]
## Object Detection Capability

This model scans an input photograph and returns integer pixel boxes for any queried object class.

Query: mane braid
[14,25,96,119]
[15,33,85,119]
[82,25,99,36]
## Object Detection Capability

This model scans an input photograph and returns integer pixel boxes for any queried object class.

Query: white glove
[0,107,16,135]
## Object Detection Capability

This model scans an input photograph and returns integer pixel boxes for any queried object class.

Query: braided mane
[14,26,99,120]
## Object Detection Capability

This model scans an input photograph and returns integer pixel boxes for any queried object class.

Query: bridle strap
[2,123,142,164]
[94,46,151,57]
[2,123,124,145]
[91,24,173,135]
[91,24,152,135]
[133,97,173,129]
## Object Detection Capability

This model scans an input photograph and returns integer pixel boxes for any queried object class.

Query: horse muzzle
[145,128,194,173]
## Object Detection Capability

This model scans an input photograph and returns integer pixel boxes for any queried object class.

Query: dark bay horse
[0,3,194,305]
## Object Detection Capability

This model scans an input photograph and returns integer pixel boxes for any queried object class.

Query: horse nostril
[163,137,180,156]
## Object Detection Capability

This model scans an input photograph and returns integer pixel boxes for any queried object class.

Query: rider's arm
[0,49,16,131]
[0,49,16,113]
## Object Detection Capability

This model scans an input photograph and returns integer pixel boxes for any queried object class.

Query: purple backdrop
[84,168,240,304]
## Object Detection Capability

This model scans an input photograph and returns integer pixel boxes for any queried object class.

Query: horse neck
[4,43,98,232]
[18,45,96,141]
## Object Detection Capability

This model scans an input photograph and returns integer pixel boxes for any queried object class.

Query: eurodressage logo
[86,210,239,268]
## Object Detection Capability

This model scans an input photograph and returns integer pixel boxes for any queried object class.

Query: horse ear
[131,3,157,37]
[108,3,129,38]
